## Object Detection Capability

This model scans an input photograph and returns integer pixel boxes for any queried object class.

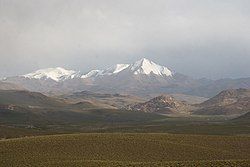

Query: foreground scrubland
[0,133,249,167]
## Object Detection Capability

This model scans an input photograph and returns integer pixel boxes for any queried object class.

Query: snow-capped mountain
[2,58,201,95]
[23,67,81,82]
[127,58,172,76]
[2,58,250,97]
[82,58,172,78]
[18,58,172,81]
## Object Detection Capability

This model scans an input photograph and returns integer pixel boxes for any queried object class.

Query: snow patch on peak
[81,70,104,78]
[23,67,79,82]
[129,58,172,76]
[81,64,129,78]
[103,64,129,75]
[136,58,151,64]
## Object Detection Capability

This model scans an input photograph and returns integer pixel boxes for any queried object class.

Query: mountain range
[2,58,250,97]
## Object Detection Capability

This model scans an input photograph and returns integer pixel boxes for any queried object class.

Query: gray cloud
[0,0,250,79]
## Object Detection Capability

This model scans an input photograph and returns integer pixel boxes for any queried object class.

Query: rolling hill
[0,90,65,107]
[127,95,193,114]
[0,90,165,127]
[193,88,250,115]
[64,90,145,109]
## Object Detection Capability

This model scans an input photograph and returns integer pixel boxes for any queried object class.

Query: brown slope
[193,88,250,115]
[0,90,66,108]
[0,81,24,90]
[232,111,250,123]
[128,95,193,114]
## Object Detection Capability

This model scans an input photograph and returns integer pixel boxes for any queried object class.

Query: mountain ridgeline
[1,88,249,118]
[2,58,250,97]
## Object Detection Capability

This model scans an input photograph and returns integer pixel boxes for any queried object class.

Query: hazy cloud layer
[0,0,250,79]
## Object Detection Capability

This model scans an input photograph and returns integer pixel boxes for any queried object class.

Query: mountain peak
[137,58,152,64]
[129,58,172,76]
[133,58,154,67]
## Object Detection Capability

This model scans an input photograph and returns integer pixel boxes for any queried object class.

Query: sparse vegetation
[0,133,249,167]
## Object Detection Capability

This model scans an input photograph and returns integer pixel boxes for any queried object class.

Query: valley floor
[0,133,250,167]
[1,115,249,139]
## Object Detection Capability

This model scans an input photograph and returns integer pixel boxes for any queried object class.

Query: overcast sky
[0,0,250,79]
